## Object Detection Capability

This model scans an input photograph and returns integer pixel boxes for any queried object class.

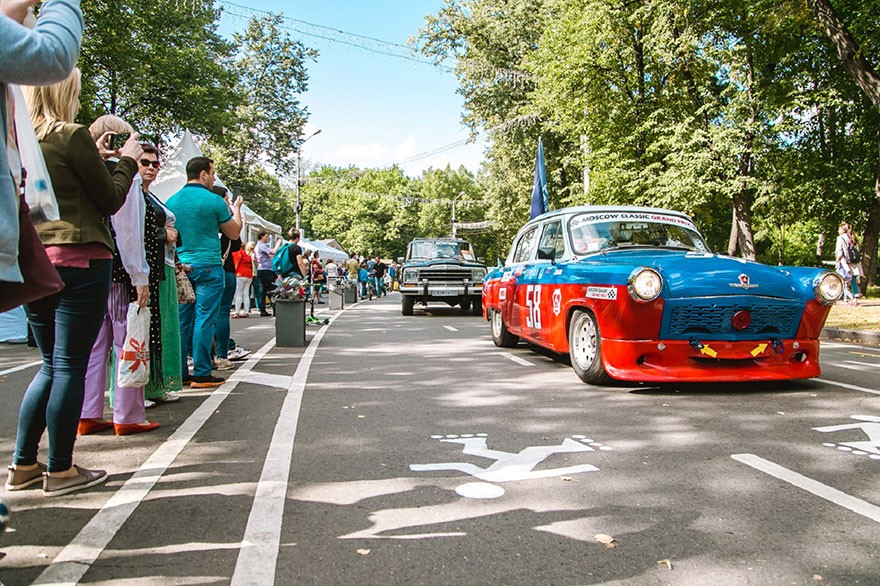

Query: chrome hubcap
[492,310,503,338]
[572,315,598,369]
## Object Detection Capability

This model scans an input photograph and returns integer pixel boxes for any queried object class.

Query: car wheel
[460,299,471,312]
[471,298,483,316]
[401,295,414,316]
[490,308,518,347]
[568,309,612,385]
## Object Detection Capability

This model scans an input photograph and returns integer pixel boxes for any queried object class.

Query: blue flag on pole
[530,137,549,220]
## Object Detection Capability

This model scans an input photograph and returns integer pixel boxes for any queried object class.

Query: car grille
[667,302,801,338]
[419,267,472,282]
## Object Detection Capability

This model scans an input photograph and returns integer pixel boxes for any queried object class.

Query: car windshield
[410,241,473,260]
[568,212,709,255]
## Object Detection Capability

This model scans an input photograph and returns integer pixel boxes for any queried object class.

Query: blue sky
[215,0,486,178]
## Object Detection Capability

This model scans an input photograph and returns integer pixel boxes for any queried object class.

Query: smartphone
[109,132,131,150]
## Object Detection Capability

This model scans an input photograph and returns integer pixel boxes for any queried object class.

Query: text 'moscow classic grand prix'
[482,206,844,384]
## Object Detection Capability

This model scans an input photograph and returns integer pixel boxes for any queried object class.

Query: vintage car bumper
[601,338,821,382]
[399,283,483,297]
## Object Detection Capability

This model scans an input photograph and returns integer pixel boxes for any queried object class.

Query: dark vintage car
[398,238,487,316]
[482,206,844,384]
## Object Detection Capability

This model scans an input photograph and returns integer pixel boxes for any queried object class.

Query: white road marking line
[500,352,534,367]
[245,371,294,389]
[0,361,41,377]
[842,360,880,369]
[33,339,277,586]
[815,378,880,396]
[833,363,874,372]
[732,454,880,524]
[444,325,458,332]
[230,311,342,586]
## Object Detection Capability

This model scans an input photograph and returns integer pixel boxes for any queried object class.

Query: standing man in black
[373,257,387,297]
[283,229,307,279]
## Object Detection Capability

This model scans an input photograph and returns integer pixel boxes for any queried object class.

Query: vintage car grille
[666,301,801,338]
[419,267,472,282]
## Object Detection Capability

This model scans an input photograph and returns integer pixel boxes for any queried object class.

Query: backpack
[272,243,295,277]
[847,242,861,264]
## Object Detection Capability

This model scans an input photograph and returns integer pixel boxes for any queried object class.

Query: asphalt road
[0,294,878,585]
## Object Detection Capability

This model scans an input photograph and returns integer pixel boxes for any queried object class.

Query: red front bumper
[602,339,821,382]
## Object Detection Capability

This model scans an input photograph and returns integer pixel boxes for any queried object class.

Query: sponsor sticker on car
[586,286,617,300]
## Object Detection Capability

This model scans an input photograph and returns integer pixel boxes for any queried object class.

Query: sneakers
[6,462,46,491]
[187,356,194,368]
[43,466,107,497]
[154,392,180,403]
[144,399,156,409]
[190,375,225,388]
[214,357,234,371]
[227,347,251,361]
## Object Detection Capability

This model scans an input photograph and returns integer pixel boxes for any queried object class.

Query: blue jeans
[179,265,224,377]
[214,271,236,359]
[16,259,111,472]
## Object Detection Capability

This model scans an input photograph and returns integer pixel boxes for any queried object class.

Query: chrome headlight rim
[472,268,486,281]
[814,271,844,305]
[628,267,663,302]
[403,269,419,283]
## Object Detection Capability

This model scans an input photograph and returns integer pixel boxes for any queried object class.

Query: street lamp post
[451,191,464,238]
[295,129,322,233]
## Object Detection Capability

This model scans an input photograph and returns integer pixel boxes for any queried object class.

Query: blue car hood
[597,250,799,299]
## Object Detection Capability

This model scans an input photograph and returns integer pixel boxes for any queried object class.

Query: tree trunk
[816,232,826,259]
[732,42,758,260]
[807,0,880,111]
[727,206,739,256]
[860,124,880,294]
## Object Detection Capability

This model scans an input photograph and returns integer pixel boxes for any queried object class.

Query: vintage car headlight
[403,269,419,282]
[472,268,486,281]
[628,267,663,302]
[814,272,844,305]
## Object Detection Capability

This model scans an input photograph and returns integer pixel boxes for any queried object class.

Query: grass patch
[825,303,880,332]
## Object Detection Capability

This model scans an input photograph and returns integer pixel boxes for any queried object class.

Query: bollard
[329,284,344,310]
[275,299,306,346]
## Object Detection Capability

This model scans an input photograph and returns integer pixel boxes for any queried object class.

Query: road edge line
[34,338,278,586]
[814,378,880,396]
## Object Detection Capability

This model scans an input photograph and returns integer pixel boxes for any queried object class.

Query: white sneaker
[144,399,156,409]
[215,358,234,371]
[228,347,251,361]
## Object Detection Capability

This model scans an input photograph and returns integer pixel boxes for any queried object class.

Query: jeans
[179,264,224,377]
[257,269,276,313]
[214,270,236,359]
[253,273,263,312]
[233,276,252,314]
[374,276,384,296]
[15,259,111,472]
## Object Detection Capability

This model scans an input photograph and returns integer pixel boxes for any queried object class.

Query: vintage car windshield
[410,241,473,260]
[568,212,709,255]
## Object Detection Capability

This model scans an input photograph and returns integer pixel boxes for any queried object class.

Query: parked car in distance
[482,206,844,384]
[398,238,487,316]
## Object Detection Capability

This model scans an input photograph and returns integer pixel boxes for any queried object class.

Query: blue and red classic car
[482,206,844,384]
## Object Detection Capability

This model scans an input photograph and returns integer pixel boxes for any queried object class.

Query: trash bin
[275,299,306,346]
[329,283,344,310]
[343,280,357,304]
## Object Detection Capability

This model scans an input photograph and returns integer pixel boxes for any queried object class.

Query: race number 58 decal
[526,285,542,329]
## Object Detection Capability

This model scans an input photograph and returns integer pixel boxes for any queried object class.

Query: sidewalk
[821,298,880,345]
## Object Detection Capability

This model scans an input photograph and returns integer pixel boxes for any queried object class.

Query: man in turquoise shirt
[166,157,242,387]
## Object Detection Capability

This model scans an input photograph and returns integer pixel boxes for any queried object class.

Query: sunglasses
[139,159,160,168]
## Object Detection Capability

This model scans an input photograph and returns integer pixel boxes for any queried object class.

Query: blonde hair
[88,114,133,141]
[24,67,82,140]
[245,241,255,253]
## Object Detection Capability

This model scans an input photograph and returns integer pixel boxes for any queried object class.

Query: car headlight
[628,267,663,301]
[814,272,844,305]
[404,269,419,282]
[472,269,486,281]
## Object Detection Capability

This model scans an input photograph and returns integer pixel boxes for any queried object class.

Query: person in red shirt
[232,241,256,317]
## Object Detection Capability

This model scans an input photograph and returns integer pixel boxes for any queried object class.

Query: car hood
[404,258,486,270]
[592,250,800,299]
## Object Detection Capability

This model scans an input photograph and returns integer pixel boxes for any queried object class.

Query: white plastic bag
[10,84,59,224]
[117,303,150,388]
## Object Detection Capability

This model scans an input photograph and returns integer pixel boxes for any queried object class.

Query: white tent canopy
[149,131,281,241]
[299,237,348,264]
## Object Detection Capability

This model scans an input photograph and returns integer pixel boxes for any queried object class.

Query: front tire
[568,309,612,385]
[490,308,518,347]
[401,295,414,316]
[460,299,471,312]
[471,298,483,316]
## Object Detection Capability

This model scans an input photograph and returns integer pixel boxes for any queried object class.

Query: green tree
[77,0,239,140]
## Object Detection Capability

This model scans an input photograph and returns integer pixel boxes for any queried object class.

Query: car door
[528,220,565,344]
[502,226,537,334]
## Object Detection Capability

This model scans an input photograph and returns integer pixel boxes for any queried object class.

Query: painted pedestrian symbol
[814,415,880,460]
[410,433,612,499]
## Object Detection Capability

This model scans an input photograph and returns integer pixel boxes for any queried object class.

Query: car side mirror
[477,257,485,264]
[397,257,404,264]
[537,246,556,264]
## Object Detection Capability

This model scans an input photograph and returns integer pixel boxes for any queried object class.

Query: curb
[821,327,880,345]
